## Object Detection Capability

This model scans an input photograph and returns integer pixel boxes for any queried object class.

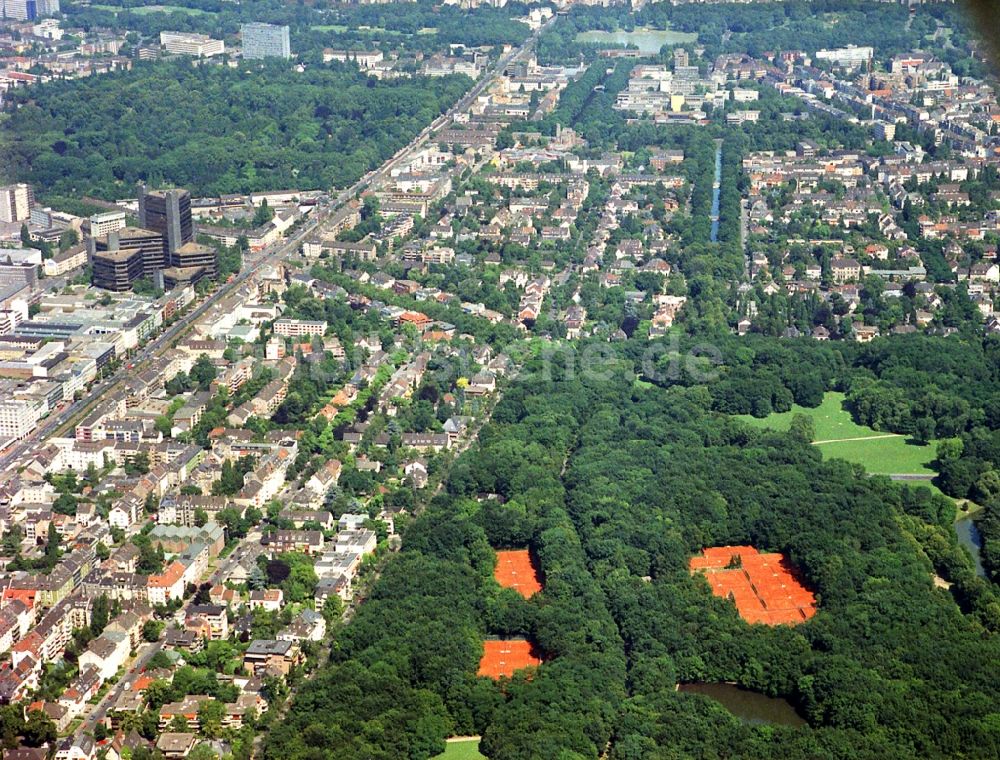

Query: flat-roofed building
[273,319,326,337]
[89,227,165,289]
[169,242,217,280]
[88,210,126,238]
[91,247,144,292]
[241,23,290,60]
[160,31,225,57]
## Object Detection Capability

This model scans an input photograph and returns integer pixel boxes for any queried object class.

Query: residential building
[248,589,283,612]
[185,604,228,640]
[147,561,186,606]
[54,736,95,760]
[815,45,874,68]
[155,733,197,759]
[273,319,327,337]
[78,631,130,682]
[243,639,301,675]
[265,530,324,555]
[241,23,291,60]
[0,184,32,223]
[0,396,45,440]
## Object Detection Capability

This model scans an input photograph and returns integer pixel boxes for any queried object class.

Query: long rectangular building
[160,31,225,57]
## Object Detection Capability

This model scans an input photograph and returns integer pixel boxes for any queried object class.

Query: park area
[493,549,543,598]
[91,4,213,13]
[433,739,486,760]
[736,392,938,476]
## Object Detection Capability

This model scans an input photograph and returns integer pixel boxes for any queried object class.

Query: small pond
[679,683,807,727]
[955,515,986,578]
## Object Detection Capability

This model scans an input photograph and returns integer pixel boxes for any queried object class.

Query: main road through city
[0,18,551,474]
[64,20,552,739]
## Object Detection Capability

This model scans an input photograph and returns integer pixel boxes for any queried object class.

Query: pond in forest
[955,515,986,578]
[679,683,807,727]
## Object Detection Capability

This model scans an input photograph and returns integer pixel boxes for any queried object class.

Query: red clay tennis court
[494,549,543,598]
[689,546,817,626]
[478,639,543,679]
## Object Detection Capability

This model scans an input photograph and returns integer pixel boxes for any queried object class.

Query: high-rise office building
[137,185,193,256]
[2,0,38,21]
[241,23,291,60]
[35,0,58,16]
[89,227,166,290]
[0,184,32,224]
[162,242,218,289]
[91,247,145,292]
[170,242,218,278]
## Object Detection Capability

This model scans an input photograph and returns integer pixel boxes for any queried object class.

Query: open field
[90,4,213,14]
[434,739,486,760]
[575,26,698,53]
[737,392,937,476]
[310,24,348,32]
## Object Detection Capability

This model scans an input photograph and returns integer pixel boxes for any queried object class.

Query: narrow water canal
[679,683,807,727]
[710,141,722,242]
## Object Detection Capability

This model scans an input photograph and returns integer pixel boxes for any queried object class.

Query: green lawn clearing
[737,392,937,476]
[132,4,213,14]
[90,3,213,13]
[434,739,485,760]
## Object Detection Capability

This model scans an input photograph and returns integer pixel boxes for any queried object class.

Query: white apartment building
[109,499,138,531]
[322,49,384,69]
[241,23,290,60]
[43,246,88,277]
[273,318,327,337]
[88,210,127,238]
[0,396,44,440]
[0,184,31,224]
[1,0,37,20]
[160,31,225,57]
[32,18,62,39]
[815,45,874,68]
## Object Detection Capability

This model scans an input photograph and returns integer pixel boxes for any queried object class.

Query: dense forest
[1,60,470,199]
[265,337,1000,759]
